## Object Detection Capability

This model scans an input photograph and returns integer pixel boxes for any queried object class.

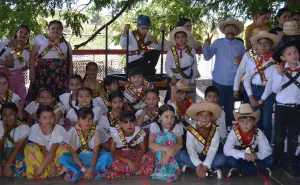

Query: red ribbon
[285,67,300,75]
[175,44,188,59]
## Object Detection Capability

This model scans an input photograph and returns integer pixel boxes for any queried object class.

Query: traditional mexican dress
[103,126,155,179]
[59,93,76,112]
[98,111,121,132]
[25,34,72,105]
[0,120,29,178]
[66,106,104,125]
[150,122,183,182]
[135,109,158,135]
[59,124,112,182]
[0,90,20,119]
[124,81,154,110]
[24,123,69,178]
[94,93,110,113]
[0,39,12,85]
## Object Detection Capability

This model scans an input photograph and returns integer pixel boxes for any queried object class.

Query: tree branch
[74,1,129,49]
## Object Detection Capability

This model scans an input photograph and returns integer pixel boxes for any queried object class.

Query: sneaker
[181,165,187,173]
[208,169,222,179]
[227,168,241,177]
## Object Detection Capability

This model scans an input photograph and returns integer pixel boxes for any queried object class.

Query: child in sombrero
[224,103,273,177]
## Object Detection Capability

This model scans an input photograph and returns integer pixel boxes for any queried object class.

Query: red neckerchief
[175,44,188,59]
[255,52,273,70]
[285,66,300,75]
[237,125,254,146]
[177,98,192,116]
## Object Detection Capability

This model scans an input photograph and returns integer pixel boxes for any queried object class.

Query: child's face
[69,78,82,94]
[160,110,175,130]
[38,111,55,129]
[78,90,92,107]
[120,120,135,134]
[257,38,272,55]
[79,114,93,131]
[145,92,159,108]
[86,64,98,79]
[2,108,17,126]
[280,46,299,64]
[196,111,213,127]
[0,77,8,95]
[205,92,218,104]
[129,75,144,88]
[106,82,119,92]
[256,14,271,26]
[175,90,188,102]
[48,23,63,39]
[224,24,238,40]
[238,116,255,133]
[137,25,149,36]
[111,96,124,112]
[175,32,187,46]
[17,28,29,42]
[38,91,55,106]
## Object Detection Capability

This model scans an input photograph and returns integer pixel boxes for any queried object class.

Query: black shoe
[227,168,242,177]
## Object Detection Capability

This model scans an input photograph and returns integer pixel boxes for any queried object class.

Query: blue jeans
[175,150,226,170]
[251,85,274,143]
[226,155,273,175]
[212,81,234,127]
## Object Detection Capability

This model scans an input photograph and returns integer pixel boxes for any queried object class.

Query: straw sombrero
[186,101,222,121]
[218,18,244,35]
[176,79,195,92]
[233,104,260,124]
[169,26,192,46]
[283,21,300,36]
[250,31,281,49]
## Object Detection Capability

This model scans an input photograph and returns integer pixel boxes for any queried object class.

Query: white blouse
[0,121,30,148]
[66,106,104,125]
[59,93,76,112]
[94,96,109,113]
[6,47,30,71]
[33,34,72,60]
[149,122,184,137]
[28,123,66,151]
[135,109,158,129]
[110,126,146,148]
[63,125,109,152]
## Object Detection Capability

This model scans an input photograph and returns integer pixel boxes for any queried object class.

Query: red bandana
[255,53,273,70]
[237,125,254,146]
[285,67,300,75]
[175,44,188,59]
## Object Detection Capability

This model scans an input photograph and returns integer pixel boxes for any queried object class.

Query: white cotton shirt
[94,96,109,113]
[28,123,66,151]
[59,93,76,112]
[120,32,161,63]
[66,106,104,125]
[272,62,300,104]
[149,122,184,137]
[224,128,272,160]
[234,52,249,91]
[0,121,30,148]
[165,47,198,83]
[135,109,158,129]
[186,122,220,169]
[110,126,146,148]
[216,110,226,140]
[6,47,30,71]
[243,56,275,100]
[33,34,72,59]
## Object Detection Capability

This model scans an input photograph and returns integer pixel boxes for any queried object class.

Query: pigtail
[61,35,70,75]
[69,94,74,109]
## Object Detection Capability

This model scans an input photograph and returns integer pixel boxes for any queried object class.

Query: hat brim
[233,109,261,124]
[250,33,281,49]
[169,27,192,46]
[176,86,195,93]
[218,20,244,35]
[273,40,300,63]
[186,102,222,121]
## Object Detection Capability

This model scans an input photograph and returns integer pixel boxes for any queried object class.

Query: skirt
[10,69,26,114]
[0,67,11,88]
[103,149,155,179]
[1,147,26,178]
[25,59,67,106]
[24,143,70,178]
[59,150,113,182]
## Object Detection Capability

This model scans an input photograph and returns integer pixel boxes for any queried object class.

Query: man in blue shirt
[203,18,246,130]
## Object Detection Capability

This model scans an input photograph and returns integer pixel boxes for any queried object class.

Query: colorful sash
[35,38,66,63]
[131,30,152,55]
[2,120,26,145]
[117,126,145,148]
[108,111,120,127]
[125,81,149,106]
[10,45,31,66]
[187,123,218,155]
[99,92,110,107]
[0,90,13,105]
[142,112,158,127]
[233,125,259,153]
[170,46,194,79]
[75,124,96,153]
[282,71,300,90]
[175,98,192,127]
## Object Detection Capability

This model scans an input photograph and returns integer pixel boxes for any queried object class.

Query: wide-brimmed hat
[169,27,192,46]
[283,21,300,36]
[218,18,244,35]
[233,104,260,124]
[250,31,281,49]
[272,39,300,63]
[176,79,195,92]
[186,101,222,121]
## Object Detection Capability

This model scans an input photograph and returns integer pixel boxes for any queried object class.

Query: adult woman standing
[269,7,291,34]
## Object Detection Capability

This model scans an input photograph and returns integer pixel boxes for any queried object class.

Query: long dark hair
[68,74,83,109]
[82,62,98,82]
[76,107,94,120]
[75,87,93,109]
[157,104,178,131]
[14,24,30,44]
[176,18,191,27]
[36,105,54,119]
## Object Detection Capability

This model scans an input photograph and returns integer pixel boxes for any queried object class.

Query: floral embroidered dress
[150,122,183,182]
[25,34,72,105]
[24,123,69,178]
[0,120,29,178]
[59,125,112,182]
[103,126,155,179]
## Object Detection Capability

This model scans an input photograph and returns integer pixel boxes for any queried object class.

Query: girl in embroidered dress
[26,20,73,105]
[59,107,112,182]
[149,104,183,182]
[25,86,64,126]
[164,27,197,103]
[103,111,155,179]
[83,62,103,98]
[0,102,29,178]
[6,25,31,116]
[66,87,104,126]
[24,105,69,178]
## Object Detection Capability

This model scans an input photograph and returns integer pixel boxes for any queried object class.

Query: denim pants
[226,155,273,175]
[251,85,274,144]
[212,81,234,128]
[175,150,226,170]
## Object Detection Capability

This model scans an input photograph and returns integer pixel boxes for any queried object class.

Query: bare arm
[6,137,27,166]
[2,54,14,68]
[136,110,147,126]
[29,45,39,81]
[110,140,131,163]
[70,147,85,169]
[134,141,146,164]
[148,132,167,152]
[39,144,59,169]
[172,136,183,152]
